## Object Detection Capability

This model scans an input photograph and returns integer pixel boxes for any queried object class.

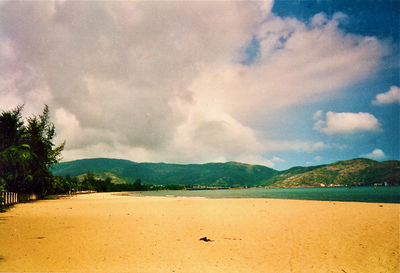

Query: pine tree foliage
[0,105,65,198]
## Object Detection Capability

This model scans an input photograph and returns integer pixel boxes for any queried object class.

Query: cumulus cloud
[373,86,400,105]
[314,111,381,135]
[0,2,386,164]
[362,148,385,160]
[192,12,385,124]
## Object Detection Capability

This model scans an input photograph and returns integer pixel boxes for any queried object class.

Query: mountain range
[51,158,400,188]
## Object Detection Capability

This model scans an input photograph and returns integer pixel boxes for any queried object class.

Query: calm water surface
[129,186,400,203]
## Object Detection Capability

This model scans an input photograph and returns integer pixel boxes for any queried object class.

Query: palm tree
[0,144,34,193]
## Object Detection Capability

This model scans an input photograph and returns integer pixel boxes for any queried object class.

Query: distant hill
[263,159,400,187]
[52,158,278,187]
[52,158,400,188]
[261,165,326,187]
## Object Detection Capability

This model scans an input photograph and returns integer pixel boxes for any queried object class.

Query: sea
[129,186,400,203]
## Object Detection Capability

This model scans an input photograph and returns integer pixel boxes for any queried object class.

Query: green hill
[264,159,400,187]
[52,158,400,188]
[52,158,278,187]
[261,165,326,187]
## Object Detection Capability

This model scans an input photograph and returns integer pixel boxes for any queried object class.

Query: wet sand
[0,192,398,272]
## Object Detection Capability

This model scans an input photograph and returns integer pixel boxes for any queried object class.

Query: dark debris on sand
[200,236,213,242]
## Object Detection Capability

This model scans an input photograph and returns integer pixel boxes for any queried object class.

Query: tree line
[52,172,186,193]
[52,173,147,193]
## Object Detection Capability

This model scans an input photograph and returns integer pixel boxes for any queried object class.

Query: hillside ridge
[52,158,400,187]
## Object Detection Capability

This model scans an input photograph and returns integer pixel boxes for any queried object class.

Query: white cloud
[302,141,328,153]
[271,156,285,163]
[192,13,385,125]
[362,148,385,160]
[311,13,329,27]
[373,86,400,105]
[0,2,386,164]
[314,111,381,135]
[314,156,322,162]
[262,139,328,153]
[313,110,323,120]
[333,143,349,150]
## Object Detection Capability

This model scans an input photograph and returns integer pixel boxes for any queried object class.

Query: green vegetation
[0,105,65,200]
[52,158,279,187]
[53,172,186,192]
[74,172,147,192]
[261,165,326,187]
[263,159,400,187]
[53,158,400,189]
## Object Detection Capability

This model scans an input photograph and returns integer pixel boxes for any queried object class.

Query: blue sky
[265,0,399,168]
[273,0,399,40]
[0,1,399,170]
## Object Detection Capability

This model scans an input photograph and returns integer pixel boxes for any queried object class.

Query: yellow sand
[0,192,398,272]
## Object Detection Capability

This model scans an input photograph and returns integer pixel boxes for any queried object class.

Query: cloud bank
[0,1,386,164]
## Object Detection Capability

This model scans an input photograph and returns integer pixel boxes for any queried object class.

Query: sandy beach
[0,193,398,273]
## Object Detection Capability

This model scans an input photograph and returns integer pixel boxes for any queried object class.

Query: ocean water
[129,186,400,203]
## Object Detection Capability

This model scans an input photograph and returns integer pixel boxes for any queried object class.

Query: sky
[0,0,399,170]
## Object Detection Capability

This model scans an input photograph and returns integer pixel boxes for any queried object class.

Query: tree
[0,105,26,151]
[0,105,65,198]
[132,179,142,191]
[65,174,79,193]
[82,172,97,191]
[25,105,65,197]
[0,144,34,193]
[0,106,34,193]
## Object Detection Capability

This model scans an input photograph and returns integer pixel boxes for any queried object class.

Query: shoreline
[126,186,400,204]
[0,192,398,272]
[127,192,395,204]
